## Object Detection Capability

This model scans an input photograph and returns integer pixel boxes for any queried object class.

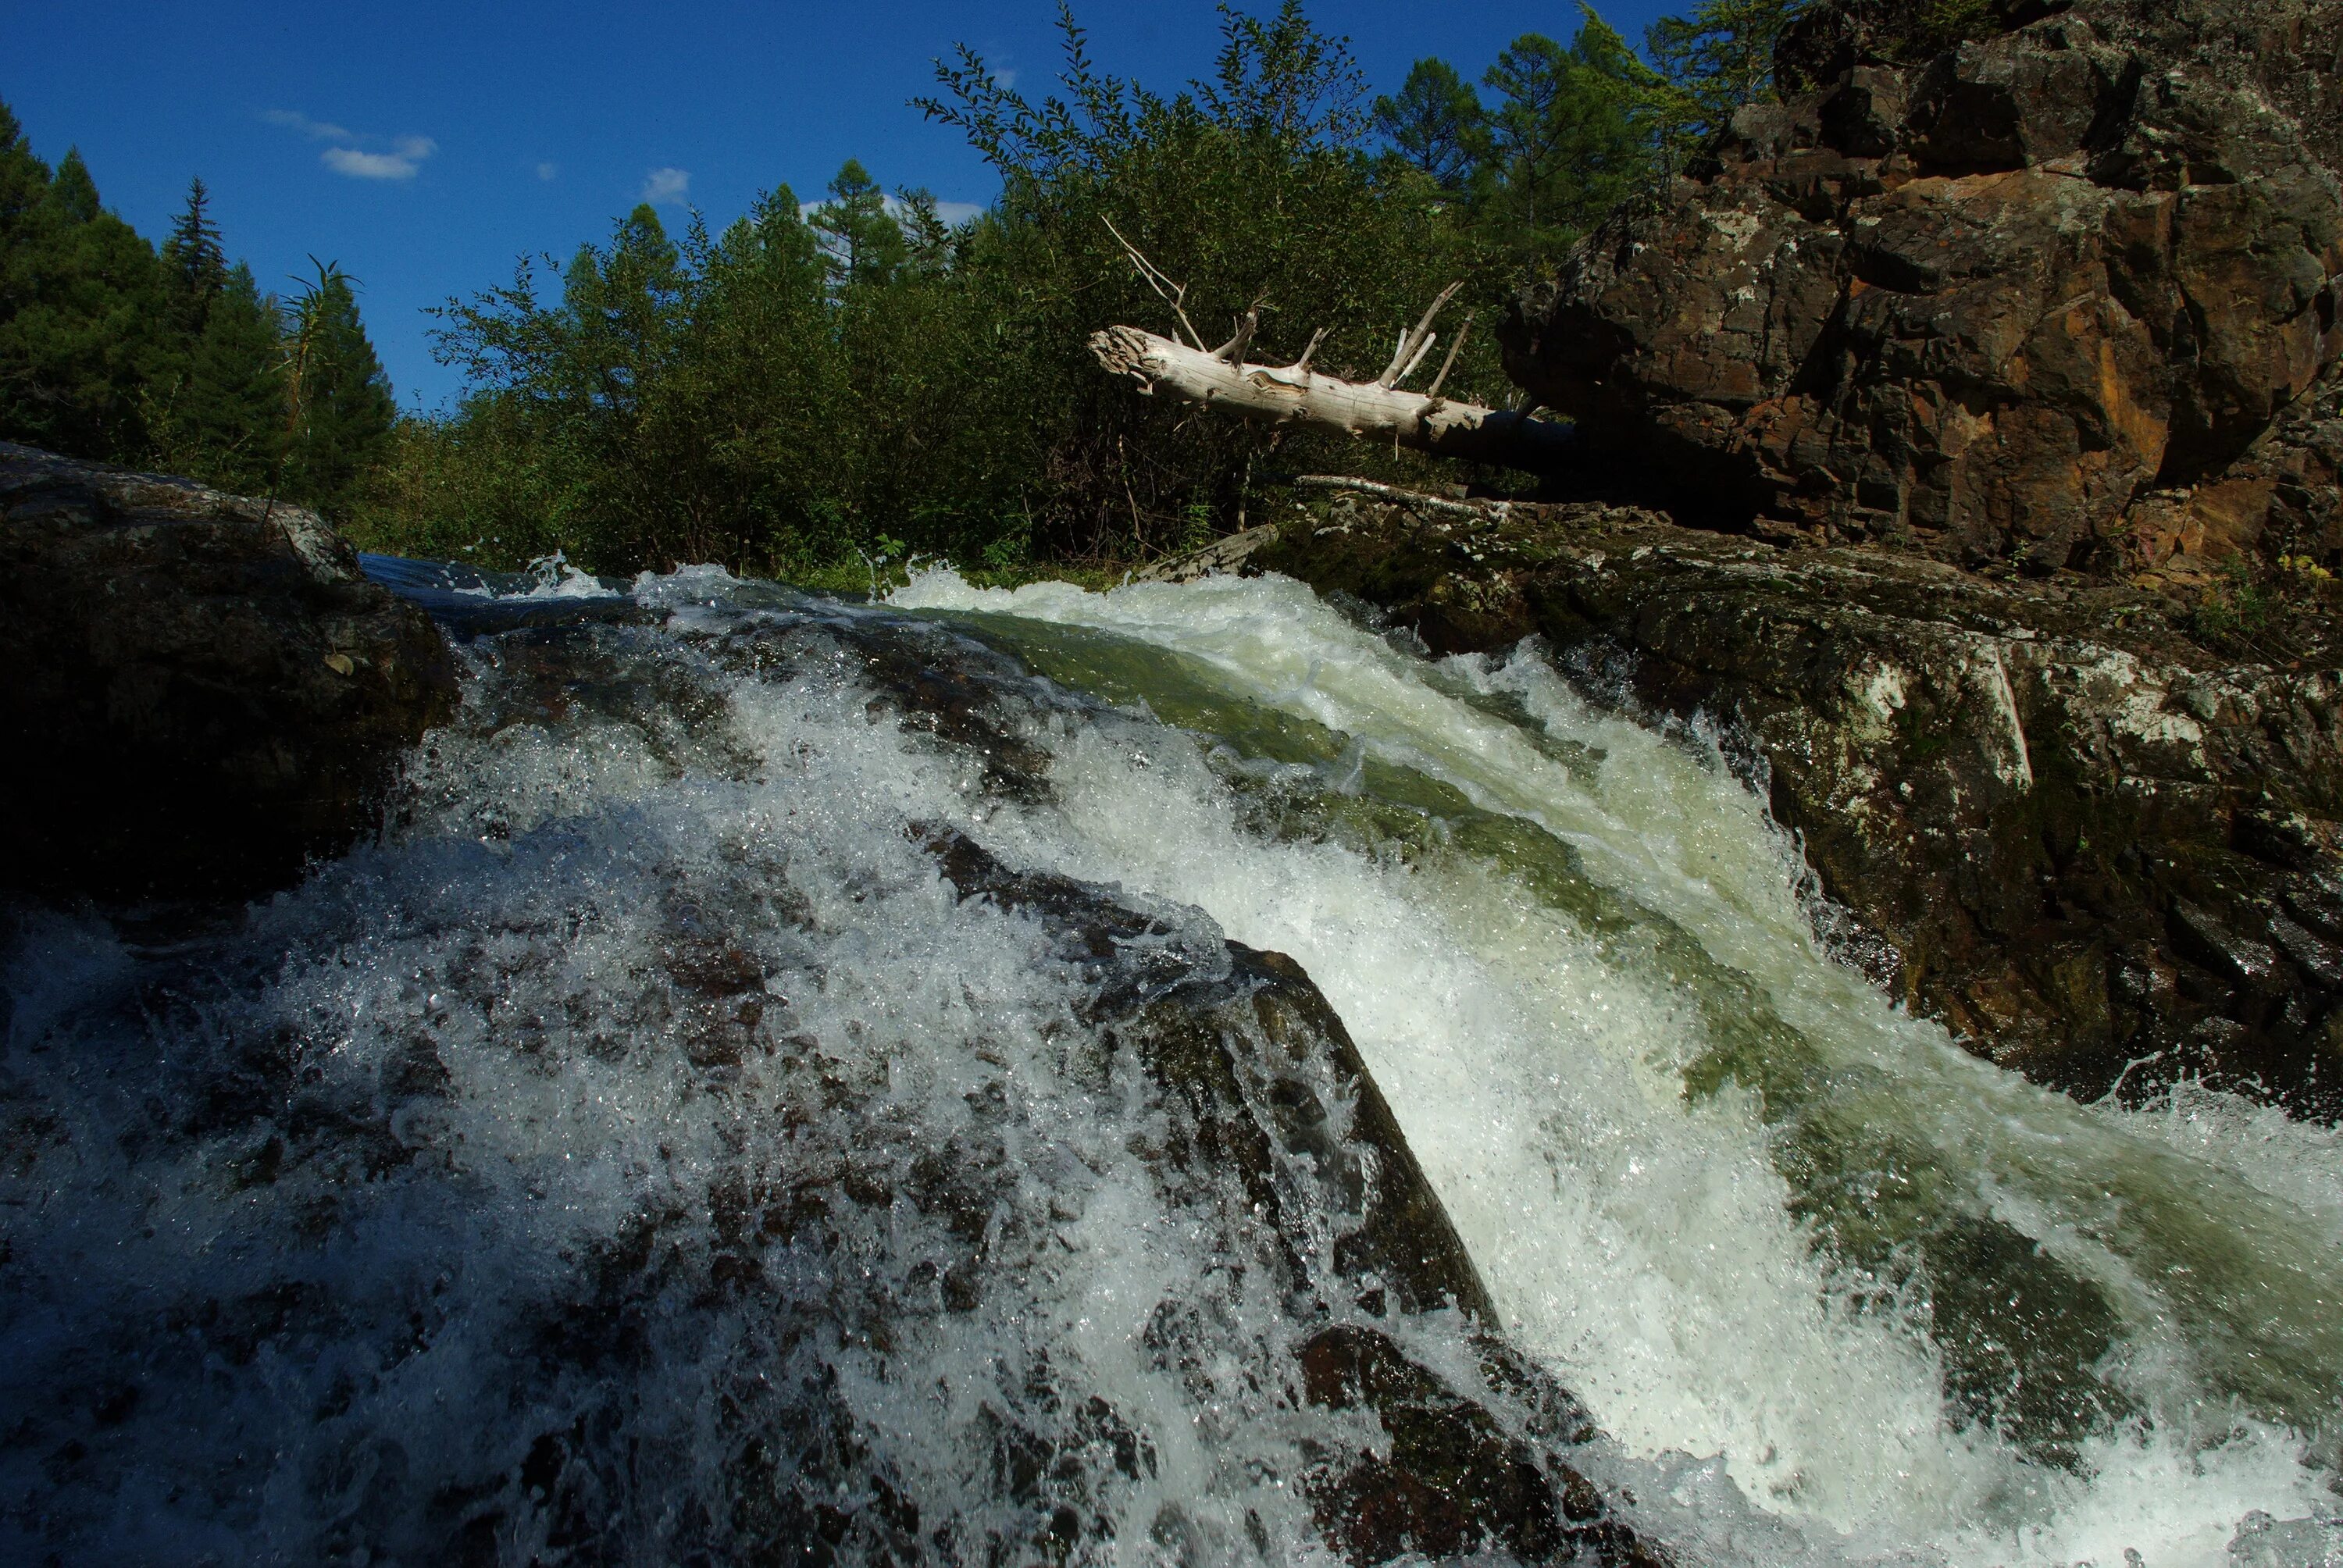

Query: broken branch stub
[1087,324,1574,474]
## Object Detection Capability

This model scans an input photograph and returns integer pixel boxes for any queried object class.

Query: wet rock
[1503,0,2343,578]
[260,586,1666,1565]
[915,825,1659,1563]
[0,442,458,900]
[1261,486,2343,1117]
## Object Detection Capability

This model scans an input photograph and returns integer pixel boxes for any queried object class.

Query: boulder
[1261,484,2343,1118]
[0,442,458,900]
[1503,0,2343,576]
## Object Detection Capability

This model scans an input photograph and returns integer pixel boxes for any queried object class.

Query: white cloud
[993,69,1018,90]
[269,110,435,180]
[323,136,436,180]
[263,109,351,141]
[641,166,691,204]
[536,161,560,181]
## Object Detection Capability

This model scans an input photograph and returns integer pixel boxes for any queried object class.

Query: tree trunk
[1088,325,1574,474]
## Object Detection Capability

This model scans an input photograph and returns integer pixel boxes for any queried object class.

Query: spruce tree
[169,262,284,493]
[280,261,394,516]
[159,178,230,339]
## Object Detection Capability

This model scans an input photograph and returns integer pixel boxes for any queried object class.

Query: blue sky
[5,1,1674,411]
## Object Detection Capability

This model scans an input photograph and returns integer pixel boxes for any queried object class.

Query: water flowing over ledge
[2,558,2338,1565]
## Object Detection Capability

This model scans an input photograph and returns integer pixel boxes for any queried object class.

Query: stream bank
[1257,482,2343,1117]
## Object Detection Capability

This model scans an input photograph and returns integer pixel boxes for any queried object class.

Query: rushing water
[2,558,2339,1565]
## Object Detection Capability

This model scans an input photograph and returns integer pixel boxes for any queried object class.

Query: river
[2,559,2337,1565]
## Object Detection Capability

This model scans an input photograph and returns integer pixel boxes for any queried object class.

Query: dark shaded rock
[0,443,458,900]
[1261,486,2343,1117]
[1504,0,2343,577]
[1299,1324,1664,1568]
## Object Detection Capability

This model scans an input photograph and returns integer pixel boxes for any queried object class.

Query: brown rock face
[0,442,458,900]
[1503,0,2343,576]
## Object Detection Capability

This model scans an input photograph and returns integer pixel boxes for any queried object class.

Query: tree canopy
[5,0,1817,573]
[0,108,396,515]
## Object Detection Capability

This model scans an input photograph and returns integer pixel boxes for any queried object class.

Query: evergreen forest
[1,0,1817,580]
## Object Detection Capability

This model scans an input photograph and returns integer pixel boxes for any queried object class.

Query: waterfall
[2,560,2337,1566]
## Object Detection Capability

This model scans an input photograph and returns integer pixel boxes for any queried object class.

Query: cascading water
[2,558,2338,1566]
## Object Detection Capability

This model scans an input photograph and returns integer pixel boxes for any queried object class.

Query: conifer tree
[159,177,230,338]
[280,260,394,516]
[1373,59,1484,193]
[810,161,907,293]
[167,262,285,493]
[0,119,164,462]
[1646,0,1806,154]
[1475,8,1658,263]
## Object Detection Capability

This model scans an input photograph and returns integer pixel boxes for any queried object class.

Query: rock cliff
[1503,0,2343,579]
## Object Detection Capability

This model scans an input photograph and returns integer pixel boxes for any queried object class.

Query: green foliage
[383,2,1508,578]
[811,160,909,290]
[1376,6,1669,270]
[159,177,230,339]
[0,119,166,463]
[281,260,396,515]
[1646,0,1807,155]
[0,102,393,511]
[1373,59,1482,192]
[152,262,287,494]
[6,0,1843,580]
[1475,9,1660,264]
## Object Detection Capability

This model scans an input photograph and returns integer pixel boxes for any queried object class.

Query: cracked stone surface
[1503,0,2343,579]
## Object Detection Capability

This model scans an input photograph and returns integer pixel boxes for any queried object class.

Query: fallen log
[1088,323,1576,474]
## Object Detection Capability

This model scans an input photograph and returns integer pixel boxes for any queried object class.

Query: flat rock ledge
[0,442,458,901]
[1254,483,2343,1119]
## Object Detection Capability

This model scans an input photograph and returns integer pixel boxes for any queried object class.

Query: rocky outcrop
[1260,485,2343,1118]
[1503,0,2343,579]
[0,442,458,900]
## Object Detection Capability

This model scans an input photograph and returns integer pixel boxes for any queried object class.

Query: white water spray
[894,566,2343,1565]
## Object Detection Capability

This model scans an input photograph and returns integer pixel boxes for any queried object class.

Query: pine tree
[1373,59,1484,193]
[280,260,394,516]
[1646,0,1806,155]
[1475,8,1658,263]
[810,161,907,293]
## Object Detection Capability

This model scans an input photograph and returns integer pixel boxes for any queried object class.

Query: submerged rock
[1503,0,2343,576]
[0,443,458,900]
[1261,485,2343,1117]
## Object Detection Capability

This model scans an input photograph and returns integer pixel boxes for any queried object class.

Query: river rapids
[2,558,2339,1566]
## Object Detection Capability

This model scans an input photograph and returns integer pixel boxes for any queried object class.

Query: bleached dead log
[1087,323,1574,473]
